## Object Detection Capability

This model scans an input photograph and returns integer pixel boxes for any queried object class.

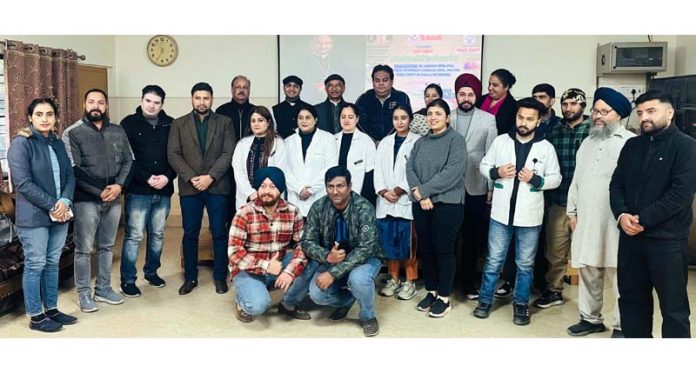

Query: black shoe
[214,280,229,294]
[178,280,198,295]
[46,310,77,325]
[416,292,438,312]
[361,318,380,337]
[513,303,530,326]
[145,274,166,288]
[29,316,63,333]
[532,291,564,309]
[278,303,311,320]
[567,320,606,336]
[611,329,624,338]
[120,283,142,298]
[494,281,513,299]
[473,302,492,319]
[428,298,451,318]
[464,288,480,301]
[235,303,254,323]
[329,306,351,321]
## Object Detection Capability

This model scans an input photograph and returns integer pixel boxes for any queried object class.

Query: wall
[111,35,278,122]
[675,35,696,76]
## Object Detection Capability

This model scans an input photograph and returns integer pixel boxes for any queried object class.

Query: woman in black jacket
[8,98,76,332]
[476,68,518,135]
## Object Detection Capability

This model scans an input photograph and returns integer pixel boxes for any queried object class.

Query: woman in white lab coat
[285,104,338,217]
[375,105,421,300]
[334,103,377,205]
[232,105,287,210]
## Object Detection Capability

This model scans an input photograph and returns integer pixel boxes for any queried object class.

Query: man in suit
[450,74,497,299]
[167,82,237,296]
[314,74,346,134]
[273,75,310,139]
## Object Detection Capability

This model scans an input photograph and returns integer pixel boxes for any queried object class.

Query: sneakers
[120,283,142,298]
[494,281,513,299]
[145,274,166,288]
[513,304,531,326]
[235,303,254,323]
[46,310,77,325]
[278,302,311,320]
[29,316,63,333]
[473,302,492,319]
[361,318,380,337]
[416,292,438,312]
[380,278,402,297]
[78,293,98,313]
[567,320,606,336]
[396,281,418,300]
[428,298,451,318]
[94,288,125,305]
[329,306,352,322]
[533,291,564,309]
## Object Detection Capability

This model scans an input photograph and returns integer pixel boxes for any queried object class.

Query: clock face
[147,35,178,67]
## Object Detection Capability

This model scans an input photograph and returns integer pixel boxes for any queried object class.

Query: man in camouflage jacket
[302,166,385,337]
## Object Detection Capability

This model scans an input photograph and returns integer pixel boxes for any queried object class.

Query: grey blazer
[167,111,236,197]
[451,107,497,196]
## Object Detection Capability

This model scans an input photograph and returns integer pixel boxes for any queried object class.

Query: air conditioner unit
[597,42,667,75]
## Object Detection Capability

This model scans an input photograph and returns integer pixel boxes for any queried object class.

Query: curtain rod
[0,40,87,61]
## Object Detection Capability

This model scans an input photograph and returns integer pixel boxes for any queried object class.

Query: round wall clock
[147,35,178,67]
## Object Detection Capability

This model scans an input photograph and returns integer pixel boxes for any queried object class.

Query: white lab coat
[231,135,288,210]
[334,129,376,194]
[374,132,421,219]
[285,128,338,217]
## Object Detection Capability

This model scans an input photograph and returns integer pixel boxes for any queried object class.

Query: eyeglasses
[590,108,614,117]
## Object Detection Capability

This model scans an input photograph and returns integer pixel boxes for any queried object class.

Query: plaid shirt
[228,199,306,279]
[546,115,591,206]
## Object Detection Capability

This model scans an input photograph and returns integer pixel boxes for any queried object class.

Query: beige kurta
[566,127,635,268]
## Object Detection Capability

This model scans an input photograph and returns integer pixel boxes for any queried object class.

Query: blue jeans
[120,194,171,284]
[479,219,541,306]
[18,223,69,316]
[309,258,381,321]
[233,253,319,316]
[180,192,229,281]
[73,200,122,295]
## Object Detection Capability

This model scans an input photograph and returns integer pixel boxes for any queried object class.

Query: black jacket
[62,116,133,202]
[314,98,345,134]
[477,93,517,135]
[215,100,256,140]
[273,99,310,139]
[121,107,176,196]
[610,124,696,240]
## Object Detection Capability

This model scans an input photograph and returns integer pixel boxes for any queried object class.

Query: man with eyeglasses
[565,87,635,337]
[533,88,590,310]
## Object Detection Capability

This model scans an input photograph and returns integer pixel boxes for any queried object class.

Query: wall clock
[147,35,178,67]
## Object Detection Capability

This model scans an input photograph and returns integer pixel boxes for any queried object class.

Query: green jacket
[302,191,385,279]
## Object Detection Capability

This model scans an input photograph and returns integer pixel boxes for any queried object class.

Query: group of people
[8,64,695,338]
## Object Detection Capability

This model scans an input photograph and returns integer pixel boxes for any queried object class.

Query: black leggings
[413,202,464,297]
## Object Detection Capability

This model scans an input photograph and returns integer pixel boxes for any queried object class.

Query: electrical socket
[616,86,644,100]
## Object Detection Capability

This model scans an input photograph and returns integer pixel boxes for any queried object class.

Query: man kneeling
[302,166,385,337]
[228,167,316,323]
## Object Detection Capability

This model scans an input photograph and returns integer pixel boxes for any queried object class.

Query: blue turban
[593,87,632,119]
[253,166,286,194]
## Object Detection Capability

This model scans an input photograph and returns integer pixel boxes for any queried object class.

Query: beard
[259,194,279,207]
[194,107,210,116]
[458,100,475,112]
[641,120,668,135]
[516,126,533,136]
[562,110,583,122]
[85,109,104,122]
[590,121,620,139]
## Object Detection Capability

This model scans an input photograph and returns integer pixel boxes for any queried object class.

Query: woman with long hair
[334,103,377,205]
[8,98,77,332]
[232,106,287,209]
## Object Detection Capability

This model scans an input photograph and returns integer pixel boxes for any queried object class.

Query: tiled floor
[1,226,695,338]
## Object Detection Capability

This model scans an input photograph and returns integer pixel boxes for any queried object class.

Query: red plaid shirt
[228,199,306,278]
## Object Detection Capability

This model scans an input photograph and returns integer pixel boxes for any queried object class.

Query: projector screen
[278,35,483,110]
